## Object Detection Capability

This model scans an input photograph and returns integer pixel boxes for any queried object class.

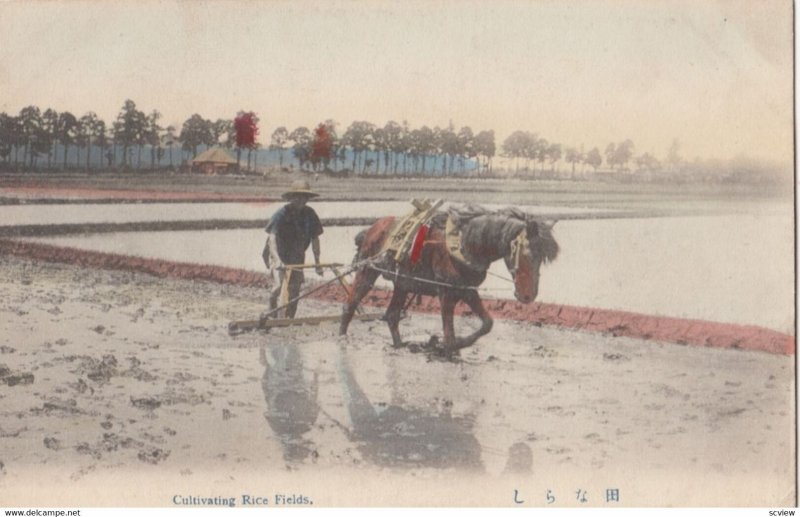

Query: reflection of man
[260,344,319,462]
[262,180,324,318]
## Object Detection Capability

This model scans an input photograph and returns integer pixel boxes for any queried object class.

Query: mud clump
[71,378,93,395]
[130,397,161,410]
[99,433,139,452]
[40,398,82,415]
[43,437,61,450]
[67,354,156,384]
[130,387,207,411]
[119,356,158,382]
[138,446,170,465]
[1,363,33,386]
[86,355,118,382]
[3,371,34,387]
[71,432,170,465]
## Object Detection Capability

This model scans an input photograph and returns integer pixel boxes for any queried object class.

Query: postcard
[0,0,794,510]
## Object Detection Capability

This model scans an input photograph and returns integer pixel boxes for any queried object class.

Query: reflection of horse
[336,344,483,471]
[340,205,559,352]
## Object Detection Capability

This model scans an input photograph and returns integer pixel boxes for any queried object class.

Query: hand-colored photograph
[0,0,794,509]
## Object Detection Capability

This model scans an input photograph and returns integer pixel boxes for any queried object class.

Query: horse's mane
[440,204,559,263]
[445,204,530,227]
[531,220,559,263]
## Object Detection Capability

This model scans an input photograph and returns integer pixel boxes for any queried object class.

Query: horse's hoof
[428,335,457,353]
[423,336,457,357]
[453,338,471,350]
[427,346,460,363]
[407,342,423,354]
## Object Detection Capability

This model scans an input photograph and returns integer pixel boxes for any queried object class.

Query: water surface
[1,201,621,226]
[25,213,793,333]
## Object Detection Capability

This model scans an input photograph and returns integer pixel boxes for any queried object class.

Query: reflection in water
[260,344,319,462]
[29,210,795,331]
[260,341,526,473]
[337,345,484,471]
[503,442,533,474]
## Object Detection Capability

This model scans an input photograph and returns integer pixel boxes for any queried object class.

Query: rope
[367,265,477,292]
[263,248,513,321]
[486,270,514,284]
[358,252,511,293]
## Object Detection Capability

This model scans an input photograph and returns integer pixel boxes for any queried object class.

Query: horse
[339,205,559,353]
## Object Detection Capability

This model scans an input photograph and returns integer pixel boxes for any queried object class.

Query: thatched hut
[190,146,237,174]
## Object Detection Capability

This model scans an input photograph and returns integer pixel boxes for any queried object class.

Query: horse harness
[382,199,530,276]
[381,198,443,265]
[508,228,530,275]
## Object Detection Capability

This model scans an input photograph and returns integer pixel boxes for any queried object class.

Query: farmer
[262,180,324,318]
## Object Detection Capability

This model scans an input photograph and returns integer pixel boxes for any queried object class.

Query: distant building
[190,146,237,174]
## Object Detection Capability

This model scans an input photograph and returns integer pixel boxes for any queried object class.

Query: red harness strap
[409,224,429,265]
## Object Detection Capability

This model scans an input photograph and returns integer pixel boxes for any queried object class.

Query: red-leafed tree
[310,121,335,171]
[234,111,259,170]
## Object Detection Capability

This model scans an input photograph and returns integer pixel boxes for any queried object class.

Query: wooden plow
[228,262,383,336]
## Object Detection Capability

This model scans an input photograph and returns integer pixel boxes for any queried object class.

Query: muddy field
[0,174,795,507]
[0,255,794,507]
[0,171,790,211]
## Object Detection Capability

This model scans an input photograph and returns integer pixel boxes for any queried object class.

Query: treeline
[0,100,496,176]
[279,120,495,176]
[0,99,786,184]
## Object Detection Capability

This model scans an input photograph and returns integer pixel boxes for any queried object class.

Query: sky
[0,0,793,163]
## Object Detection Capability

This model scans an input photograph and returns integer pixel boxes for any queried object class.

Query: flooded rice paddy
[1,201,619,226]
[19,208,794,333]
[1,193,794,506]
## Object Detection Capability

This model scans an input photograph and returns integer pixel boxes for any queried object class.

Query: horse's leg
[452,289,493,350]
[339,267,380,335]
[438,289,459,351]
[385,287,410,348]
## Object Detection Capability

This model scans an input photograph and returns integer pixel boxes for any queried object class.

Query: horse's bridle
[508,229,530,275]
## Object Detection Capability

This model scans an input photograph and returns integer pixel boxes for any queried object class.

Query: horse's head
[504,218,559,303]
